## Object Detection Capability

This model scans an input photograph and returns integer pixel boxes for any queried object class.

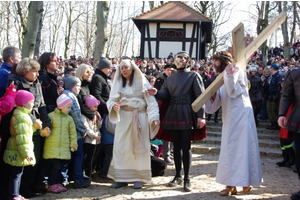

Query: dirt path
[32,153,298,200]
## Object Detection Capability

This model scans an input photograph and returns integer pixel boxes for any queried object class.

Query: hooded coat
[4,106,36,166]
[43,108,77,160]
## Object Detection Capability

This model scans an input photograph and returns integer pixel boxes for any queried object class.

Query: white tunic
[205,68,262,187]
[107,84,159,183]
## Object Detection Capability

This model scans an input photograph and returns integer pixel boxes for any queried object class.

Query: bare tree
[148,1,154,10]
[15,1,30,49]
[194,1,236,55]
[94,1,108,61]
[277,1,289,59]
[256,1,277,65]
[142,1,145,13]
[34,3,44,57]
[105,1,118,56]
[44,2,65,54]
[75,1,97,58]
[3,2,11,47]
[64,2,85,59]
[289,2,298,44]
[22,1,44,58]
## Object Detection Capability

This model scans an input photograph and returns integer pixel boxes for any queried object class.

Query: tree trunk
[256,1,274,66]
[34,8,44,57]
[261,2,269,66]
[73,19,79,56]
[64,2,72,59]
[94,1,108,61]
[22,1,44,58]
[148,1,154,10]
[142,1,145,13]
[6,3,11,46]
[289,2,297,45]
[278,1,289,59]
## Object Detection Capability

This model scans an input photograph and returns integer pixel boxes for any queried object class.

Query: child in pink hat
[82,95,102,178]
[4,90,40,200]
[43,94,78,193]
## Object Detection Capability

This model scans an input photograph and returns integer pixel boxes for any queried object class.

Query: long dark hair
[212,51,233,73]
[121,69,134,87]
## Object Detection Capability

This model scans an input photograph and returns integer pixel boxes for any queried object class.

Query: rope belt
[121,106,147,157]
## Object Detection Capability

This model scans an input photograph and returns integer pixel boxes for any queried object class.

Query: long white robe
[107,84,159,183]
[205,68,262,187]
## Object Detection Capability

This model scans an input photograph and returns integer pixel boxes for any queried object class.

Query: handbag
[105,115,116,135]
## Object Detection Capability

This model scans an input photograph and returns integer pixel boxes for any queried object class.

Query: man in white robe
[205,51,262,196]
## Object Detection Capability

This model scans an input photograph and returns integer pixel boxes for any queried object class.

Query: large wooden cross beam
[192,12,287,112]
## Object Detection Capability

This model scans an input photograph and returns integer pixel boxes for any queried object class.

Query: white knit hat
[57,94,72,109]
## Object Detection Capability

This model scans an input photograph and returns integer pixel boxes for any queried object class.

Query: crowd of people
[0,44,300,200]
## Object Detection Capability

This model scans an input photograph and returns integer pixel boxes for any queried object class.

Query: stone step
[196,136,281,149]
[206,119,274,128]
[207,131,280,141]
[206,125,280,134]
[191,143,281,157]
[202,118,282,158]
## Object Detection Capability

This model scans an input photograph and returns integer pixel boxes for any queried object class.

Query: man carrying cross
[205,51,262,196]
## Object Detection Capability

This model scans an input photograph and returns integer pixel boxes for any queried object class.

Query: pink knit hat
[15,90,35,106]
[85,95,100,108]
[57,94,72,109]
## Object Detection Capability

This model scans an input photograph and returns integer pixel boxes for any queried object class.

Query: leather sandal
[219,186,237,196]
[243,186,252,194]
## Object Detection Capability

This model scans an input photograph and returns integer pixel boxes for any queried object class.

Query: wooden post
[192,12,287,112]
[232,23,246,70]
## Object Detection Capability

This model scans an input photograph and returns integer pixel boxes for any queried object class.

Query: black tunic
[156,68,205,130]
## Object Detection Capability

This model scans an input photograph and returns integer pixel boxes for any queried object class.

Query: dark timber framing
[132,2,212,60]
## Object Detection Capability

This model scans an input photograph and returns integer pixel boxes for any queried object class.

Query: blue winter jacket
[0,62,12,97]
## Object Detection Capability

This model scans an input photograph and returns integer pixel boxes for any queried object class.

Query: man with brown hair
[206,51,262,196]
[0,46,21,97]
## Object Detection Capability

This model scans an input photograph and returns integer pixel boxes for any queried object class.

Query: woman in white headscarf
[107,59,160,189]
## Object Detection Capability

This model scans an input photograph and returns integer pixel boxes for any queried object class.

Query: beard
[213,63,226,73]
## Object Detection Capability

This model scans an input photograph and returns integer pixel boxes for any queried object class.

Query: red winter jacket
[0,84,16,151]
[279,101,295,139]
[0,84,16,123]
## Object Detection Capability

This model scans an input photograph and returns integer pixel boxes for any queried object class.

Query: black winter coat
[279,68,300,133]
[89,69,111,116]
[248,75,262,102]
[7,74,51,131]
[154,73,167,91]
[38,70,59,113]
[78,79,95,120]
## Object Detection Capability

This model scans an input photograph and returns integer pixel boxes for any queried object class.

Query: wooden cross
[192,12,287,112]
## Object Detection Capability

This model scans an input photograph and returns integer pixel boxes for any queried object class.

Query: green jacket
[4,106,36,166]
[43,108,77,160]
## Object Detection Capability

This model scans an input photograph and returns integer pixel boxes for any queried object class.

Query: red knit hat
[15,90,35,106]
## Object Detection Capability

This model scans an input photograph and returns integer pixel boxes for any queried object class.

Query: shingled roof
[133,1,212,22]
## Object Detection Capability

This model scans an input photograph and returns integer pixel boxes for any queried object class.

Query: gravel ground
[32,153,298,200]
